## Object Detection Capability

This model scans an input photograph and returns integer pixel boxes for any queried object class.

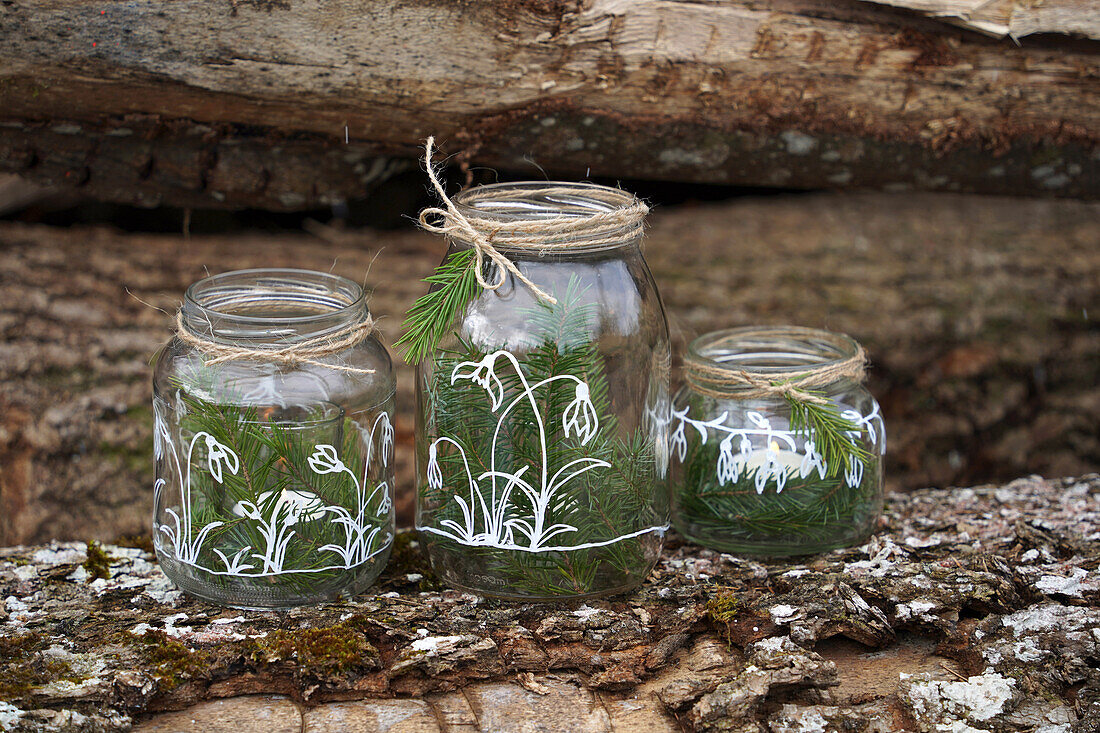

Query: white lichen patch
[410,634,468,655]
[11,565,37,582]
[900,672,1017,731]
[770,605,800,624]
[999,603,1096,638]
[4,596,28,612]
[0,701,24,730]
[1035,567,1098,598]
[34,646,107,698]
[30,544,87,567]
[572,604,604,620]
[896,600,938,623]
[139,574,183,606]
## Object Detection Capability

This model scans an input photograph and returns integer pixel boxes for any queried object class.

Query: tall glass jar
[152,269,395,609]
[414,182,671,600]
[671,326,885,556]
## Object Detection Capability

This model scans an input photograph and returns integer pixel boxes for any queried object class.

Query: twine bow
[175,311,377,374]
[683,327,868,403]
[417,136,649,305]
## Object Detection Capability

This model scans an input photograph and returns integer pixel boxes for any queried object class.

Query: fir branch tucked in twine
[398,136,648,363]
[175,311,377,374]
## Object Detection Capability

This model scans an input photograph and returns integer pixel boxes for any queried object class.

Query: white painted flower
[233,489,326,526]
[716,436,737,485]
[379,414,394,467]
[152,400,168,461]
[203,434,239,484]
[426,442,443,490]
[755,447,787,495]
[562,383,599,445]
[670,419,688,463]
[307,444,345,475]
[173,390,188,418]
[799,440,827,480]
[844,454,865,488]
[451,353,505,411]
[376,483,392,516]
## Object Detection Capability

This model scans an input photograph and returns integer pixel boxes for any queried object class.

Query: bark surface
[1,192,1097,546]
[0,0,1097,209]
[1,474,1098,731]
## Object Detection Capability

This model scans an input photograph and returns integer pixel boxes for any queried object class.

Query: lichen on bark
[0,474,1097,731]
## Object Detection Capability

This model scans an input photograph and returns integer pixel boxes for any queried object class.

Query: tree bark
[1,475,1098,731]
[0,0,1097,210]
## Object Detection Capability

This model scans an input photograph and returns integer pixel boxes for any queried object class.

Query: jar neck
[447,181,647,256]
[180,269,368,345]
[684,326,866,399]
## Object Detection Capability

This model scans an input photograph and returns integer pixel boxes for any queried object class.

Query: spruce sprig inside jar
[400,138,671,600]
[670,326,886,556]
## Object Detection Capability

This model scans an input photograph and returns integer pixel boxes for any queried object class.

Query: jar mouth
[184,268,366,323]
[687,326,861,375]
[450,181,646,253]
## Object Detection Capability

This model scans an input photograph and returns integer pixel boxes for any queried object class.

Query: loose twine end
[419,136,650,306]
[175,311,377,374]
[420,136,558,305]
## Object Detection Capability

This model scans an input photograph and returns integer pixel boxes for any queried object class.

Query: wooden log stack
[0,0,1098,210]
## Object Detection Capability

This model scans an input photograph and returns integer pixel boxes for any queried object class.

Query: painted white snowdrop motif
[419,349,669,553]
[671,402,885,493]
[152,396,393,577]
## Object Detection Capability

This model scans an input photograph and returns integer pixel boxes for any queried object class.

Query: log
[1,474,1098,731]
[0,0,1098,210]
[2,192,1099,548]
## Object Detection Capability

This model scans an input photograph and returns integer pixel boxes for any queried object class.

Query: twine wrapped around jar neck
[175,310,377,374]
[683,326,868,404]
[417,136,649,305]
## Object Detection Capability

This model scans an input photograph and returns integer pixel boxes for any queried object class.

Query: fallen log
[1,474,1098,731]
[0,0,1097,210]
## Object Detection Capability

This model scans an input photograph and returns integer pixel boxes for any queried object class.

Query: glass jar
[414,182,671,600]
[152,269,395,609]
[671,326,885,555]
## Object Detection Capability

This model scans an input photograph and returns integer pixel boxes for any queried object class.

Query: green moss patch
[0,632,77,700]
[247,616,380,677]
[82,541,113,581]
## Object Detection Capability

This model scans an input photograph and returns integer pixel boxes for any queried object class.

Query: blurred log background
[1,183,1096,545]
[0,0,1097,545]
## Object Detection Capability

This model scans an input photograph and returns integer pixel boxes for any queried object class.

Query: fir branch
[784,391,870,478]
[396,248,480,364]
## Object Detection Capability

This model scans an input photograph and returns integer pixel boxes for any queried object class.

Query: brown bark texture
[0,0,1098,210]
[0,191,1098,547]
[1,474,1098,731]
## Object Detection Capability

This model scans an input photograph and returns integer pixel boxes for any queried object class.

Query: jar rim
[449,181,646,252]
[686,326,862,376]
[183,268,367,324]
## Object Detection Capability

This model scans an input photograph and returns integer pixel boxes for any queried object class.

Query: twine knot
[418,136,649,305]
[175,311,377,374]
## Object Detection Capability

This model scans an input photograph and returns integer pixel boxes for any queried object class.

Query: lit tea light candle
[744,440,802,475]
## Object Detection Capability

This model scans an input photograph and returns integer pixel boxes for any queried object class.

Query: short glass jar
[152,269,395,609]
[670,326,885,556]
[414,182,671,600]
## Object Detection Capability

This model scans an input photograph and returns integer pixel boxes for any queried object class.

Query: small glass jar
[671,326,885,556]
[152,269,395,609]
[415,182,671,600]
